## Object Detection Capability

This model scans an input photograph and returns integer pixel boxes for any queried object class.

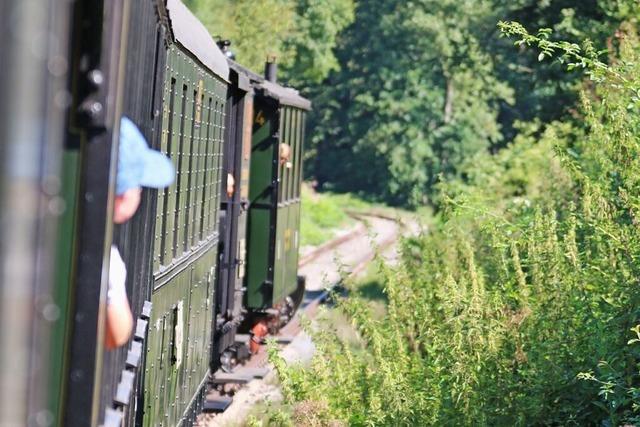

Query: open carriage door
[62,1,131,426]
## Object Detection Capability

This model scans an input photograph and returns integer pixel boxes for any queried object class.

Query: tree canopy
[309,0,633,206]
[185,0,354,85]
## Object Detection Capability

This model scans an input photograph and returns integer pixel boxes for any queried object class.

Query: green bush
[271,26,640,426]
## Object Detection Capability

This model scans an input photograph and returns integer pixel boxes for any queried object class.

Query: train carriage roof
[228,61,311,111]
[259,80,311,110]
[166,0,230,81]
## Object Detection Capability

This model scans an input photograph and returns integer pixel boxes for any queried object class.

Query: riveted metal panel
[143,42,225,427]
[153,46,225,272]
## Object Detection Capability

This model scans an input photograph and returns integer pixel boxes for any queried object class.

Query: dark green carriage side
[246,97,278,308]
[246,82,310,310]
[277,106,306,305]
[142,0,229,424]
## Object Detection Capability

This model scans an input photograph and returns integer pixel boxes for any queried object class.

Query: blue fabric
[116,117,175,195]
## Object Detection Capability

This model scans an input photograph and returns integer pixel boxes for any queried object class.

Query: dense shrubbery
[270,27,640,425]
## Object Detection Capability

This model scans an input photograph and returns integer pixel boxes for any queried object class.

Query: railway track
[196,213,403,426]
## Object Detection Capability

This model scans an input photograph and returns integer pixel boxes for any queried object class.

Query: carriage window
[173,83,188,258]
[278,108,286,204]
[200,97,213,241]
[192,91,205,245]
[211,99,223,234]
[289,108,298,201]
[298,112,305,197]
[183,89,198,251]
[154,49,226,273]
[158,77,177,267]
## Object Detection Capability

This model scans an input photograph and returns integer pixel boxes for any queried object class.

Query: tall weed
[270,25,640,426]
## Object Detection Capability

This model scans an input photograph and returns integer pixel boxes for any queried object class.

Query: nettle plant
[499,22,640,425]
[270,23,640,426]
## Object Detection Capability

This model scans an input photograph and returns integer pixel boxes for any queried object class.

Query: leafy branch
[498,21,637,94]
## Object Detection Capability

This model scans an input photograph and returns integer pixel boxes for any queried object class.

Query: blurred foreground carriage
[0,0,310,426]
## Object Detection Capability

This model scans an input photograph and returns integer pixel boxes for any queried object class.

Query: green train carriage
[0,0,135,425]
[52,0,232,425]
[0,0,311,426]
[136,1,229,425]
[0,0,75,425]
[244,69,311,324]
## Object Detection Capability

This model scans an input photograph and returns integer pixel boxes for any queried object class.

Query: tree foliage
[310,0,512,206]
[186,0,632,207]
[185,0,354,85]
[281,0,355,86]
[308,0,632,206]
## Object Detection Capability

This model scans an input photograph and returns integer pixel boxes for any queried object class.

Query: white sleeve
[108,246,128,305]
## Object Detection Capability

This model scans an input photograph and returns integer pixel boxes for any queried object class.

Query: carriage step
[211,372,253,384]
[203,396,233,413]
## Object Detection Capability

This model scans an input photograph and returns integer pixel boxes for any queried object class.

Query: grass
[300,184,371,247]
[320,263,389,345]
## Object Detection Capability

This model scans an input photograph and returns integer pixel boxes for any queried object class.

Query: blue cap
[116,117,175,195]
